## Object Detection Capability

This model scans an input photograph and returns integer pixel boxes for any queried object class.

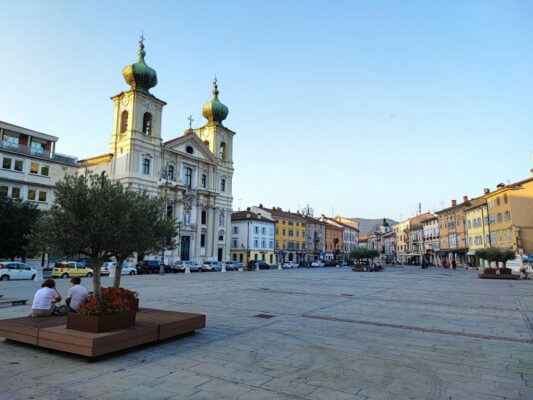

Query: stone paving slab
[0,266,532,399]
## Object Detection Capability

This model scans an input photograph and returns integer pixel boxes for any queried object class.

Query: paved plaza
[0,266,532,400]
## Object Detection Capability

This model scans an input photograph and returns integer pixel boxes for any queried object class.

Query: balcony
[1,141,77,165]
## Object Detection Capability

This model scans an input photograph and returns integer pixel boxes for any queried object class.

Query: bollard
[34,267,43,282]
[185,266,191,274]
[238,267,243,272]
[222,264,227,273]
[278,263,282,270]
[255,264,259,271]
[109,265,115,279]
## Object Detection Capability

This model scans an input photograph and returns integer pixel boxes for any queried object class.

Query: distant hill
[352,218,397,236]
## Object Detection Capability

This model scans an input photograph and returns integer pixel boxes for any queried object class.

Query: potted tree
[36,172,177,331]
[476,248,516,277]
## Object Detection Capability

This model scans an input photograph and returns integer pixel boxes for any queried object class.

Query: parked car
[75,258,94,268]
[136,260,171,274]
[310,260,325,268]
[282,261,299,269]
[173,260,201,272]
[225,261,243,271]
[101,261,137,275]
[0,262,37,281]
[201,261,222,272]
[339,260,348,267]
[51,261,93,279]
[247,260,270,270]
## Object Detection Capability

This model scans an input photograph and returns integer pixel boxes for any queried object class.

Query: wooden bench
[478,273,520,280]
[0,308,205,358]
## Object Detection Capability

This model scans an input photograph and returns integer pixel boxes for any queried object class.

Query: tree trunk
[113,259,123,288]
[92,257,102,300]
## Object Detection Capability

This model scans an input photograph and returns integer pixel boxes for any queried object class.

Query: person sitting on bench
[65,277,88,312]
[31,279,62,317]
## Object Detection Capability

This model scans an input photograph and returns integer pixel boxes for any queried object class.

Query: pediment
[164,134,218,164]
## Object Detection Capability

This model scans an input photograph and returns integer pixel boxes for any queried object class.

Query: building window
[167,165,175,180]
[220,178,226,192]
[11,187,20,199]
[2,157,11,169]
[30,141,45,155]
[261,227,266,235]
[27,189,36,201]
[201,210,207,225]
[254,239,259,248]
[14,159,23,171]
[166,205,173,219]
[220,142,226,160]
[184,167,192,187]
[232,239,237,247]
[201,234,206,247]
[0,186,7,197]
[120,110,128,133]
[288,230,294,237]
[218,235,224,241]
[261,240,266,248]
[186,146,194,154]
[38,191,47,202]
[201,174,207,188]
[30,162,39,174]
[503,194,508,204]
[232,226,238,234]
[142,112,152,135]
[142,158,150,175]
[4,135,19,147]
[41,165,49,176]
[254,226,259,234]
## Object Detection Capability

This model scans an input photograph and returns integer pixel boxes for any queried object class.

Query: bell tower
[109,36,166,184]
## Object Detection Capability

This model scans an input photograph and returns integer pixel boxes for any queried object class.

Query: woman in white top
[31,279,62,316]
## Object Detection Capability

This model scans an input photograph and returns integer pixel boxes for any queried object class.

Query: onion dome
[122,37,157,93]
[202,79,229,125]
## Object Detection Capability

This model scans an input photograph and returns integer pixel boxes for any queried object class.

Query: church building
[79,39,235,264]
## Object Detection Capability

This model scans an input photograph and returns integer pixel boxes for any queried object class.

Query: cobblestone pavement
[0,266,532,400]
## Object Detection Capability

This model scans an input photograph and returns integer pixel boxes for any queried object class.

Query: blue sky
[1,1,532,220]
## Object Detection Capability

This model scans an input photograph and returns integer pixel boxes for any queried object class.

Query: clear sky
[1,1,532,221]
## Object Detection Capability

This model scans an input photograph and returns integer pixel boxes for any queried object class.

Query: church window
[184,167,192,188]
[142,158,150,175]
[167,165,175,180]
[201,174,207,188]
[201,234,206,247]
[220,178,226,192]
[166,205,173,219]
[201,210,207,225]
[220,142,226,160]
[142,113,152,135]
[120,111,128,133]
[186,146,194,154]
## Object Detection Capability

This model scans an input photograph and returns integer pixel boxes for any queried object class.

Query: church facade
[79,39,235,264]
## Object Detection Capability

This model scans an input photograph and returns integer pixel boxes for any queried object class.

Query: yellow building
[253,206,306,264]
[464,197,489,266]
[484,177,533,255]
[393,219,410,263]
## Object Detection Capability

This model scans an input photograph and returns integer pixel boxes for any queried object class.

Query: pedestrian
[65,277,88,313]
[31,279,62,317]
[452,260,456,270]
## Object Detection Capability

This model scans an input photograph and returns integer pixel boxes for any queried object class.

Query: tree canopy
[475,248,516,266]
[42,172,177,298]
[350,247,380,261]
[0,197,40,260]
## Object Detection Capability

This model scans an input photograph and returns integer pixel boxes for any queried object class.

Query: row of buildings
[229,207,360,265]
[360,174,533,268]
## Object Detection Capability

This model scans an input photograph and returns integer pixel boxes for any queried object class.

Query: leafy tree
[476,248,516,269]
[350,248,379,262]
[44,172,177,299]
[0,197,40,260]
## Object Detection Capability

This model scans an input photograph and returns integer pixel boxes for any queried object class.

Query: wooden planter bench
[478,273,520,280]
[0,308,205,358]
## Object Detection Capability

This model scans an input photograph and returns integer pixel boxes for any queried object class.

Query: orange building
[320,216,344,261]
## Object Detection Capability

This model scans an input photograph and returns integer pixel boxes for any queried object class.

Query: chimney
[463,196,468,203]
[496,183,505,189]
[483,188,490,194]
[451,199,457,207]
[259,203,263,208]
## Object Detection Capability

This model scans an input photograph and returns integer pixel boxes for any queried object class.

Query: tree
[44,172,178,299]
[0,197,40,260]
[476,248,516,269]
[350,248,379,262]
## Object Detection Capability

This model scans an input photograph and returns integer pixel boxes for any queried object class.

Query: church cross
[187,115,194,128]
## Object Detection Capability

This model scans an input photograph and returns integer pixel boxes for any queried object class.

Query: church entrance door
[181,236,190,261]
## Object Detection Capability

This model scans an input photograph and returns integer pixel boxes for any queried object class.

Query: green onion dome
[122,39,157,93]
[202,80,229,125]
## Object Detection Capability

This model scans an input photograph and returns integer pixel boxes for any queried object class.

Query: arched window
[142,158,150,175]
[167,165,175,180]
[201,210,207,225]
[219,142,226,160]
[120,110,128,133]
[143,113,152,135]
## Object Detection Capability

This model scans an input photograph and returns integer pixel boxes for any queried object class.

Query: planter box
[67,311,136,333]
[499,267,512,275]
[483,268,497,275]
[131,298,139,312]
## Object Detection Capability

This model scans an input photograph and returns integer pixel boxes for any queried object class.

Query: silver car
[174,260,201,272]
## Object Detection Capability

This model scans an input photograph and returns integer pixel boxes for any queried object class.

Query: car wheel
[0,275,9,281]
[31,274,36,280]
[198,268,203,272]
[129,271,135,275]
[86,273,93,277]
[61,273,69,279]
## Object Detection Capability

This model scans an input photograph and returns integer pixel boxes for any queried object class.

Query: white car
[0,261,37,281]
[173,260,201,272]
[282,261,299,269]
[101,262,137,275]
[311,260,325,267]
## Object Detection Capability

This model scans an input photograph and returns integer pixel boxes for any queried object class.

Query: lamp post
[159,162,170,275]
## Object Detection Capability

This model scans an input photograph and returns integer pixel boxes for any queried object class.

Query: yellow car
[51,261,93,279]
